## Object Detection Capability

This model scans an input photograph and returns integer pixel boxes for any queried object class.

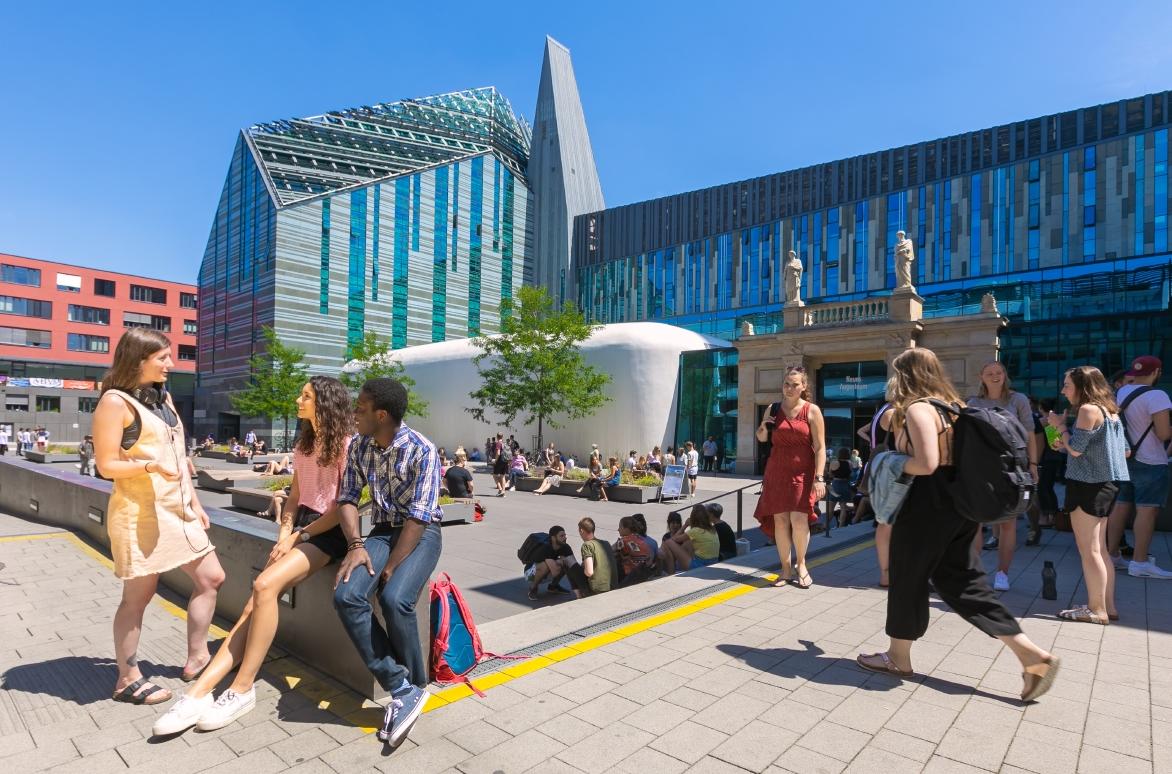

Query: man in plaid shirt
[333,378,443,747]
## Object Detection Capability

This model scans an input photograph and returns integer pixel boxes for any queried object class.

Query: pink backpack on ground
[429,573,522,696]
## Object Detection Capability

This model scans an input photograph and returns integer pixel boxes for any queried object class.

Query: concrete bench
[512,476,661,504]
[229,486,277,513]
[195,469,269,492]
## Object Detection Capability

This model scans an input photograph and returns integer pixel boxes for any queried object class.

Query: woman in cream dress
[93,329,225,705]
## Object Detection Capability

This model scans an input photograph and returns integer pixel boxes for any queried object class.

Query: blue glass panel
[371,184,380,301]
[1136,138,1146,255]
[347,189,367,353]
[412,174,421,252]
[433,167,449,342]
[469,156,484,335]
[501,169,515,313]
[319,199,330,314]
[392,179,410,348]
[970,174,981,276]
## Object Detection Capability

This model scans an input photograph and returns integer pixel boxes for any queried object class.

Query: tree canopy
[467,285,611,448]
[341,332,429,419]
[229,326,308,450]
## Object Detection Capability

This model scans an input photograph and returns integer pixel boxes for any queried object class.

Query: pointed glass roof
[246,87,532,208]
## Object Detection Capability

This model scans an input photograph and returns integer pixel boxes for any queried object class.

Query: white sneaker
[152,692,213,736]
[993,571,1010,592]
[196,687,256,731]
[1111,554,1130,571]
[1128,559,1172,579]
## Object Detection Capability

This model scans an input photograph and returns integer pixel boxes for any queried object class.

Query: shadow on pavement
[716,640,1023,706]
[2,655,175,705]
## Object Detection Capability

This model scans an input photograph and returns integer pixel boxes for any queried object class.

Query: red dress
[754,401,817,541]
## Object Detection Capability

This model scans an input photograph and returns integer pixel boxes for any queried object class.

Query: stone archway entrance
[734,292,1006,475]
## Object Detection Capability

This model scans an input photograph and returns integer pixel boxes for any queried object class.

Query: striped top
[1066,408,1130,484]
[294,434,353,515]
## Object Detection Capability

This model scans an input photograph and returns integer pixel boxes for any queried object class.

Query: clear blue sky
[2,1,1170,283]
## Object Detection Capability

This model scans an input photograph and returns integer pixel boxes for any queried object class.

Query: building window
[78,397,100,413]
[68,304,110,325]
[0,296,52,319]
[130,284,167,304]
[0,325,51,347]
[123,312,170,331]
[179,292,198,309]
[5,395,29,412]
[35,396,61,413]
[183,319,197,335]
[56,273,82,292]
[178,344,197,361]
[67,333,110,353]
[94,278,116,297]
[1,264,41,287]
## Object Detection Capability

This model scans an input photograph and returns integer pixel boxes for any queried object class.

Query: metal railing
[683,480,838,540]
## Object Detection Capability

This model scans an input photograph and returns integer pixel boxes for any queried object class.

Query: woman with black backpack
[857,348,1059,703]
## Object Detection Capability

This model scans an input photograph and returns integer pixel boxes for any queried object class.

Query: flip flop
[773,578,791,587]
[795,570,813,589]
[856,652,913,678]
[1021,655,1060,702]
[113,678,172,705]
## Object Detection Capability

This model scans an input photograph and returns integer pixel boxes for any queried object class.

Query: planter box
[23,451,78,464]
[439,499,473,526]
[513,476,660,504]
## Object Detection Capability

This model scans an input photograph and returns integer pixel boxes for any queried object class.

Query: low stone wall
[0,457,425,699]
[512,476,661,503]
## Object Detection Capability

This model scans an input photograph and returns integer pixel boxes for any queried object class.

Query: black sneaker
[546,583,569,595]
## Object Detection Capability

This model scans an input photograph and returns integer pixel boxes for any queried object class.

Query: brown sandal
[1021,655,1060,702]
[856,652,913,678]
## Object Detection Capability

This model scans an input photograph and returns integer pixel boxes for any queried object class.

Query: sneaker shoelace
[216,690,239,707]
[381,697,403,738]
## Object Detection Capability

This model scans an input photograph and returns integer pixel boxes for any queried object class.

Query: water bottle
[1041,560,1057,600]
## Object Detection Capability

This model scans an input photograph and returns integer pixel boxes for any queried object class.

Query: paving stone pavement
[2,507,1171,773]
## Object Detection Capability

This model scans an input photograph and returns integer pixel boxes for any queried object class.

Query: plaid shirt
[337,424,443,526]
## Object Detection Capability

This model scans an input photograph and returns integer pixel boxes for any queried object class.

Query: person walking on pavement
[753,366,827,588]
[856,348,1059,703]
[333,378,443,746]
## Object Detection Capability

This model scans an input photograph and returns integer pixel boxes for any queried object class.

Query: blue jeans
[333,521,442,690]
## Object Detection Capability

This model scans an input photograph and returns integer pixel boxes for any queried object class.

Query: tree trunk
[283,415,290,453]
[537,414,544,455]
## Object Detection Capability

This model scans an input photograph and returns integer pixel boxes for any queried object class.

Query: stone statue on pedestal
[980,292,999,315]
[784,250,804,306]
[894,230,916,293]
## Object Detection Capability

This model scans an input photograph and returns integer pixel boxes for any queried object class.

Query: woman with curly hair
[154,376,355,735]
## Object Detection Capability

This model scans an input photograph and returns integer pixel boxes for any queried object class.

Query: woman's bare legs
[790,512,813,586]
[178,552,226,676]
[660,539,692,574]
[226,546,328,693]
[1070,507,1110,619]
[875,522,892,587]
[772,513,794,582]
[113,575,169,697]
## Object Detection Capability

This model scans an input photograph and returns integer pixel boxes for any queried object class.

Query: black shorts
[293,506,349,561]
[687,472,698,480]
[1064,480,1119,518]
[493,457,509,475]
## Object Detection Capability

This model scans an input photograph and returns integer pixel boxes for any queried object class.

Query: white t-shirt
[0,429,8,444]
[1117,384,1172,466]
[685,449,700,474]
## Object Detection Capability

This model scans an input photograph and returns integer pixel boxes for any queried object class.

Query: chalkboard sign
[660,464,687,500]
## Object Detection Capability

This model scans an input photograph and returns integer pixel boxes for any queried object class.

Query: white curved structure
[344,322,730,460]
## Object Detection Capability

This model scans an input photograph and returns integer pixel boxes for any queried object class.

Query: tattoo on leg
[126,653,137,668]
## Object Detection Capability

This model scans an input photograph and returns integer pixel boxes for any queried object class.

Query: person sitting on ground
[508,448,529,490]
[443,453,474,500]
[599,456,622,502]
[684,503,720,568]
[534,455,565,495]
[708,503,737,560]
[578,517,615,595]
[658,510,695,574]
[258,454,293,476]
[526,525,576,600]
[630,513,659,560]
[615,516,657,586]
[468,446,483,462]
[662,510,684,544]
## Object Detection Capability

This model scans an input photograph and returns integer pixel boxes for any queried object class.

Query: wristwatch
[815,476,826,483]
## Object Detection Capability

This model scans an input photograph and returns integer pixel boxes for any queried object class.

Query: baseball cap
[1125,356,1162,377]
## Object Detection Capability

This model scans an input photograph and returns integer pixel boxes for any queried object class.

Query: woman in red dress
[754,366,827,588]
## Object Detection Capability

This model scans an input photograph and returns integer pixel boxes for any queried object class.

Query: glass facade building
[573,91,1172,404]
[196,88,534,440]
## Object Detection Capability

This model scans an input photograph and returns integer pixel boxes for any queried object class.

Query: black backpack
[517,532,549,566]
[925,399,1034,523]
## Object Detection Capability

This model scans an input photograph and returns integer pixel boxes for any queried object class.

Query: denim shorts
[1115,460,1169,508]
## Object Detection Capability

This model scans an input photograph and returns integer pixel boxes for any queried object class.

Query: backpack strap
[1119,386,1155,454]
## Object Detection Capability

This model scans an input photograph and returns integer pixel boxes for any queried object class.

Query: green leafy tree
[230,326,308,451]
[340,332,429,418]
[468,285,611,449]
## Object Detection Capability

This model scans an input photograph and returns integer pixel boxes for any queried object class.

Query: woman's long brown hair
[101,329,172,394]
[1066,366,1120,414]
[295,376,353,467]
[889,348,965,435]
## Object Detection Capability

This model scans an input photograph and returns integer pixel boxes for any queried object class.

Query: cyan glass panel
[469,156,484,335]
[320,199,330,314]
[393,178,410,348]
[348,188,367,353]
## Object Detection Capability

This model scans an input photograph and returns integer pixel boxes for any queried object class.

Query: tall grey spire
[528,36,604,307]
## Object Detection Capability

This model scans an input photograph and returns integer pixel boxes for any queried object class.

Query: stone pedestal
[889,290,923,322]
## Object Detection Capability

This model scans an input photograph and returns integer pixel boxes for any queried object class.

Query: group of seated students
[522,503,739,601]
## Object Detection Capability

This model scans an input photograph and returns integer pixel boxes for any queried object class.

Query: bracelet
[346,543,365,552]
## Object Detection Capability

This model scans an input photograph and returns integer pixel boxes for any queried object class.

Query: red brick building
[0,252,198,443]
